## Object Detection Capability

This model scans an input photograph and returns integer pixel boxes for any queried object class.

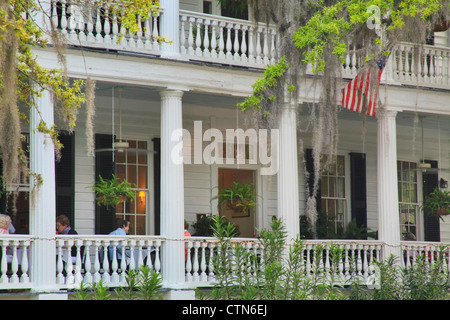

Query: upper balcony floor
[47,0,450,94]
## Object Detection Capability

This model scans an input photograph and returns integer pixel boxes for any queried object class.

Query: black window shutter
[55,131,75,226]
[95,134,116,234]
[305,148,322,213]
[423,160,440,242]
[350,152,368,236]
[152,138,161,235]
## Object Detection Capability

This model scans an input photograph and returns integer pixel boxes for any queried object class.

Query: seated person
[56,215,79,257]
[0,214,11,234]
[108,219,130,267]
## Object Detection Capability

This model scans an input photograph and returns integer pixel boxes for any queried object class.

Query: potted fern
[213,181,261,214]
[422,188,450,221]
[92,174,136,209]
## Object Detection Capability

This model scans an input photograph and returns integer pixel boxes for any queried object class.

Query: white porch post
[29,88,57,293]
[159,0,180,59]
[277,103,300,242]
[377,108,402,260]
[160,89,185,289]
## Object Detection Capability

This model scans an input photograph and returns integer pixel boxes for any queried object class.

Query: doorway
[218,168,256,237]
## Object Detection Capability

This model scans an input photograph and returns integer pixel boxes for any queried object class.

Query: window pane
[127,164,137,185]
[321,176,329,197]
[337,156,344,176]
[138,165,147,189]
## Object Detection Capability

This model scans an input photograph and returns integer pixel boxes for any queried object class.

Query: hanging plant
[213,181,261,214]
[421,188,450,221]
[91,174,136,209]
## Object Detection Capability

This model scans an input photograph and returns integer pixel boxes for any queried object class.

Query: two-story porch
[0,0,449,299]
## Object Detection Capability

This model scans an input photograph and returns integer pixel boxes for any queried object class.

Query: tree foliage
[240,0,449,237]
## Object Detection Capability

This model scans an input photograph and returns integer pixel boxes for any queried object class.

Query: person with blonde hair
[0,214,11,234]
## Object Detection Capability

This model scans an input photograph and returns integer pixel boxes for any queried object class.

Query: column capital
[158,88,187,99]
[376,106,401,119]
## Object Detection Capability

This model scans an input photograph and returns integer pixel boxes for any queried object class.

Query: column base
[163,289,196,300]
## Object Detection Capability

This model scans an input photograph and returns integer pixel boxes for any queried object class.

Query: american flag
[341,56,386,117]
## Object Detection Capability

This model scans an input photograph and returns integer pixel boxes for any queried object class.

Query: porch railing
[54,235,164,289]
[1,235,450,292]
[0,235,32,290]
[49,1,450,90]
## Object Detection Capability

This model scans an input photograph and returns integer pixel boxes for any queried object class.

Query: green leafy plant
[421,188,450,221]
[213,181,261,213]
[91,174,137,209]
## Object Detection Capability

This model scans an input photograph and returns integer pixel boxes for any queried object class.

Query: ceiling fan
[95,87,157,155]
[416,116,449,174]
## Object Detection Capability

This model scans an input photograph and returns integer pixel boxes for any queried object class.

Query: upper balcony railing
[50,1,450,91]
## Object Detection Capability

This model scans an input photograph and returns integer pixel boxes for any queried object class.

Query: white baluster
[103,6,112,44]
[110,240,119,283]
[154,240,161,273]
[248,26,255,64]
[65,240,74,285]
[356,244,362,277]
[95,5,103,43]
[56,240,65,284]
[20,241,29,284]
[185,241,193,282]
[101,242,110,284]
[180,15,187,54]
[187,17,195,55]
[93,241,101,283]
[203,19,211,57]
[119,240,127,283]
[83,241,92,284]
[210,20,218,58]
[195,18,203,56]
[86,1,95,42]
[67,2,77,41]
[136,16,144,48]
[270,28,276,64]
[145,240,154,270]
[218,21,225,59]
[0,243,8,283]
[207,242,215,282]
[51,0,59,29]
[152,13,160,50]
[225,23,232,60]
[255,27,262,64]
[9,241,19,283]
[129,239,136,271]
[76,4,86,42]
[262,27,269,64]
[241,25,248,62]
[111,11,119,44]
[60,0,68,36]
[200,242,207,282]
[233,24,240,61]
[74,239,83,285]
[137,240,145,268]
[193,242,200,282]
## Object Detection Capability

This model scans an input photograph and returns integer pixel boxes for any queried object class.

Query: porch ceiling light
[115,141,129,152]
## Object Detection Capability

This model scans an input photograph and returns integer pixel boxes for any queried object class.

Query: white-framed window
[115,139,149,235]
[397,161,419,240]
[320,155,346,235]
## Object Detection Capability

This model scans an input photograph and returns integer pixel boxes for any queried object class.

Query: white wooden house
[0,0,449,299]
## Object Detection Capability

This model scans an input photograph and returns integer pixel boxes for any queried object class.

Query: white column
[377,108,401,260]
[277,103,300,243]
[160,89,185,288]
[160,0,180,59]
[29,89,57,292]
